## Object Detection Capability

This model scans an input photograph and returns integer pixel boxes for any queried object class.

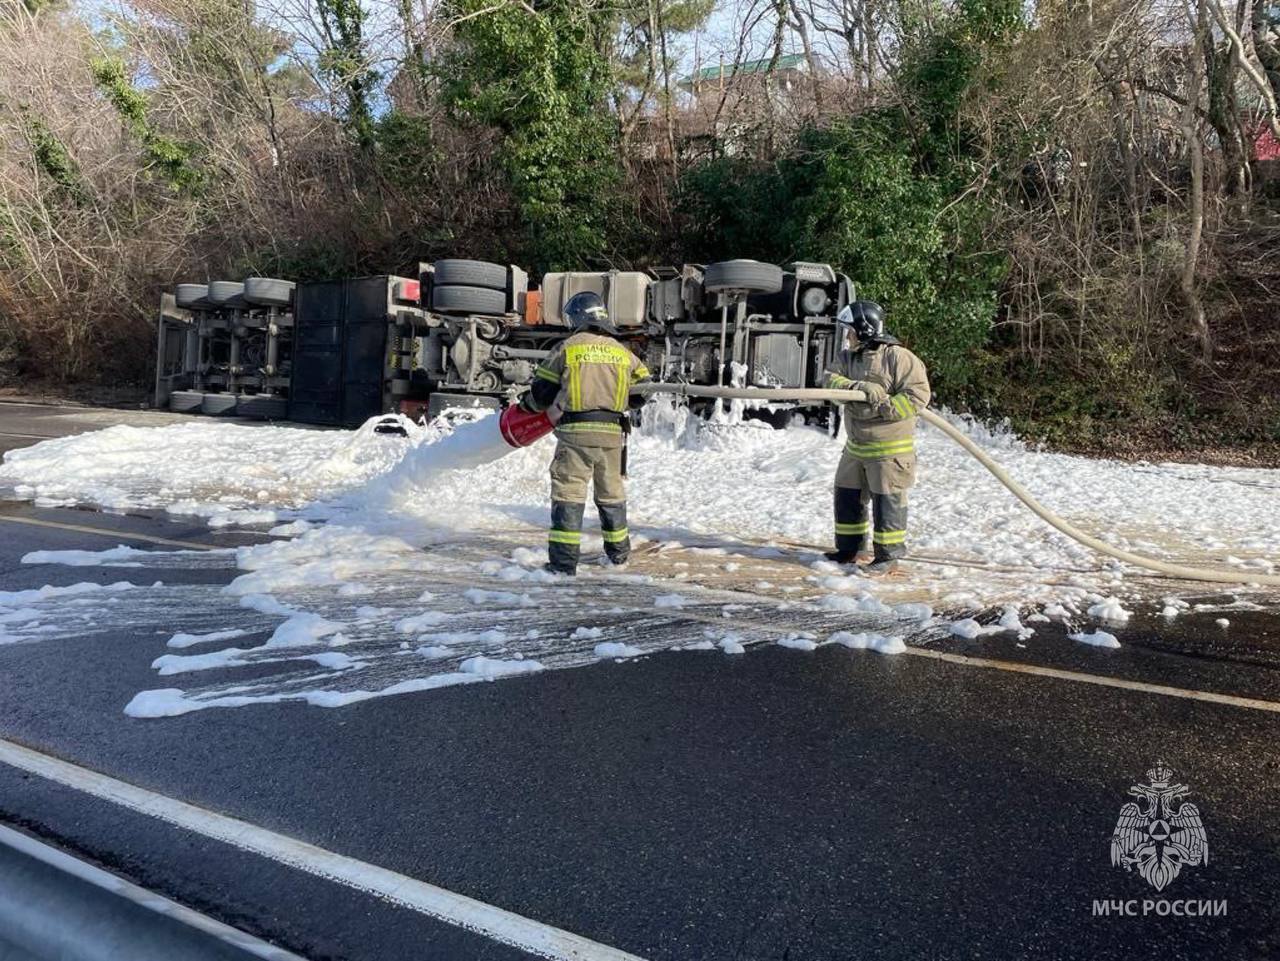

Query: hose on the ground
[632,382,1280,587]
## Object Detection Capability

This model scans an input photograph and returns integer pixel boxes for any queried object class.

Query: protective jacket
[823,342,931,563]
[525,331,649,574]
[528,332,650,450]
[823,344,931,459]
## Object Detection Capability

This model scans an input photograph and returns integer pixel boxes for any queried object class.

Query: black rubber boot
[859,556,900,577]
[597,501,630,565]
[833,486,869,558]
[824,550,857,564]
[548,500,585,575]
[867,492,907,572]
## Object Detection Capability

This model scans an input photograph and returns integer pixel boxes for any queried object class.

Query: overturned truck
[155,259,855,426]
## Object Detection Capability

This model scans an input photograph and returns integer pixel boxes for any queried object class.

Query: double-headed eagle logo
[1110,761,1209,891]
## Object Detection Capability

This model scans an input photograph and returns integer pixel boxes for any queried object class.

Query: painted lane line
[0,823,305,961]
[903,647,1280,714]
[0,739,648,961]
[0,513,222,551]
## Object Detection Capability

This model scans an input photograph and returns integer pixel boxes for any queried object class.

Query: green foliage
[23,115,89,205]
[90,57,204,194]
[373,111,442,191]
[791,123,1004,391]
[438,0,622,271]
[610,0,715,91]
[676,155,796,260]
[678,0,1022,395]
[317,0,376,147]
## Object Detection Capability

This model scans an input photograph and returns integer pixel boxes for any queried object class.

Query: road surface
[0,400,1276,961]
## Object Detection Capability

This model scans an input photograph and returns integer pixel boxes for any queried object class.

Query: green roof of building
[680,53,808,86]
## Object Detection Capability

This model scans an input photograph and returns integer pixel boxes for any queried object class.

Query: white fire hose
[632,383,1280,587]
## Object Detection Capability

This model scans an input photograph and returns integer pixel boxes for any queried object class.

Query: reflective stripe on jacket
[823,344,932,457]
[534,332,650,448]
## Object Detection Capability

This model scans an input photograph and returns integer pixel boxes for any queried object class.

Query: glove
[518,391,539,414]
[852,381,889,405]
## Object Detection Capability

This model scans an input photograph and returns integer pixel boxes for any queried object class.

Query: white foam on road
[830,631,907,655]
[4,406,1276,600]
[167,628,249,650]
[21,545,151,567]
[1,407,1278,715]
[1069,630,1122,649]
[594,641,644,659]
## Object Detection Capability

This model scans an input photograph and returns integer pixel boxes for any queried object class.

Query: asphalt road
[0,403,1277,961]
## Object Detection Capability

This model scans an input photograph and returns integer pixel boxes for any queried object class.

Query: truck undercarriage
[154,258,855,426]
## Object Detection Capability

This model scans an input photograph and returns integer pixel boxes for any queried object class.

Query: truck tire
[432,259,508,290]
[431,284,507,316]
[175,285,208,309]
[201,393,238,416]
[207,281,245,306]
[704,260,784,294]
[243,277,295,308]
[236,394,288,420]
[169,390,204,413]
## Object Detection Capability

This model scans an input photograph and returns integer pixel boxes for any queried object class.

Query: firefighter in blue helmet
[822,301,932,576]
[520,292,651,575]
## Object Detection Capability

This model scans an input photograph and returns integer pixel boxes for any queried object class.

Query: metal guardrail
[0,823,304,961]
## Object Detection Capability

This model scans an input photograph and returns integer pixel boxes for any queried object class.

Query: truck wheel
[236,394,288,420]
[704,260,784,294]
[431,284,507,316]
[175,285,208,309]
[243,277,295,308]
[207,281,245,306]
[201,393,238,416]
[169,390,204,412]
[432,259,508,290]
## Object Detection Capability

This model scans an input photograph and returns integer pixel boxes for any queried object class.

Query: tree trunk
[1181,0,1212,364]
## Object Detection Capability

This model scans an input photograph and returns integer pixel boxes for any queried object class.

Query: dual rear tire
[430,259,509,316]
[169,392,287,419]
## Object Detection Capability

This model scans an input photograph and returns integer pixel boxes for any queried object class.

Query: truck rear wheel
[200,393,238,416]
[704,260,784,294]
[430,284,507,316]
[169,390,204,413]
[432,259,508,290]
[236,394,288,420]
[243,277,295,308]
[175,285,208,309]
[207,281,245,306]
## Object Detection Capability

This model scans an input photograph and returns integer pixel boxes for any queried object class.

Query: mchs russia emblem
[1110,761,1209,891]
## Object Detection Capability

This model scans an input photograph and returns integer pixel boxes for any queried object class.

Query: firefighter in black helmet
[822,301,932,575]
[520,292,651,575]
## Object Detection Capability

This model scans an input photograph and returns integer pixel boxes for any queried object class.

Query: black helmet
[563,291,615,334]
[836,300,888,344]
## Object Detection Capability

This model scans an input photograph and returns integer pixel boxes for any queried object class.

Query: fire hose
[624,384,1280,588]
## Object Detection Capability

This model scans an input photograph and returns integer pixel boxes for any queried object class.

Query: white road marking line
[0,823,305,961]
[0,739,648,961]
[903,647,1280,713]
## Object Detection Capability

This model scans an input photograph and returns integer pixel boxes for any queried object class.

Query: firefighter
[822,301,932,575]
[520,291,650,575]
